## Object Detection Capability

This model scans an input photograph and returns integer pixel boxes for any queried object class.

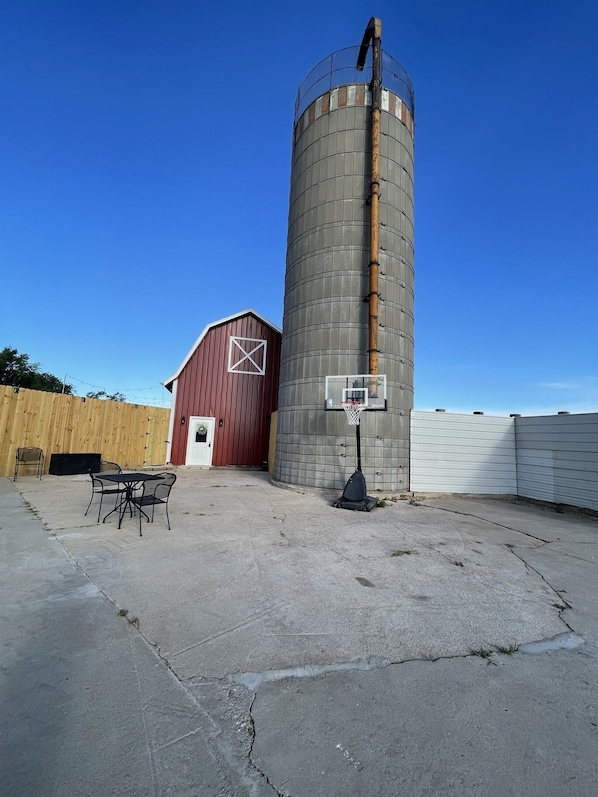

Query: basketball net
[341,400,366,426]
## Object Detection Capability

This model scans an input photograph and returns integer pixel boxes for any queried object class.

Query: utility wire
[64,374,171,407]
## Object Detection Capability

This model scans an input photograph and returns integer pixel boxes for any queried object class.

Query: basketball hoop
[341,400,366,426]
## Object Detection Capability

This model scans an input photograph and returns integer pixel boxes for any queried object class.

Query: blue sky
[1,0,596,414]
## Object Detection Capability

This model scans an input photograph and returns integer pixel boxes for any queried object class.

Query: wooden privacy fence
[0,385,171,477]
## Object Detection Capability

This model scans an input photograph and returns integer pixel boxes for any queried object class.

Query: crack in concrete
[37,492,591,797]
[422,502,586,633]
[45,530,188,681]
[241,631,589,795]
[247,692,287,797]
[44,527,277,794]
[227,656,392,691]
[237,629,589,697]
[424,503,552,544]
[535,547,598,566]
[504,545,579,635]
[126,626,159,797]
[520,631,585,654]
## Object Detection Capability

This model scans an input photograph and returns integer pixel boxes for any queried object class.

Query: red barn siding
[169,313,280,467]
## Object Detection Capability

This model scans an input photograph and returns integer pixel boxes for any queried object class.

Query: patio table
[100,472,161,529]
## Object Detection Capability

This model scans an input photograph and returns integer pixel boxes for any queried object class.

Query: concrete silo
[274,19,414,492]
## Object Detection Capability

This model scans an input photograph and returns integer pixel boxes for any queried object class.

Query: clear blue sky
[2,0,596,414]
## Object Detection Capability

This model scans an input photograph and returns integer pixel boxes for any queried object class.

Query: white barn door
[185,417,215,466]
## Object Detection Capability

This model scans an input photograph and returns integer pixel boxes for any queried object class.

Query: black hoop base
[334,469,377,511]
[333,417,378,511]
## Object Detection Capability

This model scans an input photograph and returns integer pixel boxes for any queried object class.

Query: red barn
[164,310,281,468]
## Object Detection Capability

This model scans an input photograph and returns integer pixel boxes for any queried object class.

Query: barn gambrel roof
[162,309,281,392]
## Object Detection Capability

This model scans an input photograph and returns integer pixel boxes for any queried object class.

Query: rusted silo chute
[357,16,382,380]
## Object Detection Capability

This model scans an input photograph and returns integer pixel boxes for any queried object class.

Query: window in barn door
[228,336,267,375]
[195,423,208,443]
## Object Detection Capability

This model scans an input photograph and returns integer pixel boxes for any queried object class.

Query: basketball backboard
[324,374,387,411]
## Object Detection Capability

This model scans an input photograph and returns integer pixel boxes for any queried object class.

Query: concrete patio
[2,468,597,795]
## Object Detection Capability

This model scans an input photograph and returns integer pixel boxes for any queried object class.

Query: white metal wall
[410,411,517,494]
[515,413,598,511]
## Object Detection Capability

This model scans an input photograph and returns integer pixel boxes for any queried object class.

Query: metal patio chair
[99,460,122,473]
[14,447,45,480]
[131,472,176,536]
[84,462,125,523]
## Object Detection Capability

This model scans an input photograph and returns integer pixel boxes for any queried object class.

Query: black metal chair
[99,461,122,473]
[14,447,45,480]
[84,462,125,523]
[131,472,176,536]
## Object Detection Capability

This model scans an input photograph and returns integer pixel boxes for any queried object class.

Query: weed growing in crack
[471,644,519,663]
[118,608,139,628]
[22,499,41,519]
[392,549,418,557]
[469,647,497,665]
[454,560,464,567]
[496,644,519,655]
[377,500,387,508]
[553,602,568,611]
[408,498,421,506]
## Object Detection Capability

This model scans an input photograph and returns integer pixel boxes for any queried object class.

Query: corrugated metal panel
[163,308,281,388]
[276,75,414,493]
[169,312,281,468]
[515,449,555,503]
[410,411,517,493]
[515,414,598,510]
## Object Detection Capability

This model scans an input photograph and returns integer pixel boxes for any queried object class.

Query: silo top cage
[294,46,415,125]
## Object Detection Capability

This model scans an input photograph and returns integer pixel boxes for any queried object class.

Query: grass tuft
[496,644,519,655]
[469,647,497,665]
[118,607,139,628]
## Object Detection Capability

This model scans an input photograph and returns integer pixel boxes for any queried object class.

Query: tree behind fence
[0,385,170,477]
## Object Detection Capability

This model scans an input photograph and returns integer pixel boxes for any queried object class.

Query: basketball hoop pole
[340,400,365,472]
[334,406,377,511]
[355,423,362,472]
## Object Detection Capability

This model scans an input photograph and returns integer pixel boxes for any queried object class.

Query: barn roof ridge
[162,308,281,391]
